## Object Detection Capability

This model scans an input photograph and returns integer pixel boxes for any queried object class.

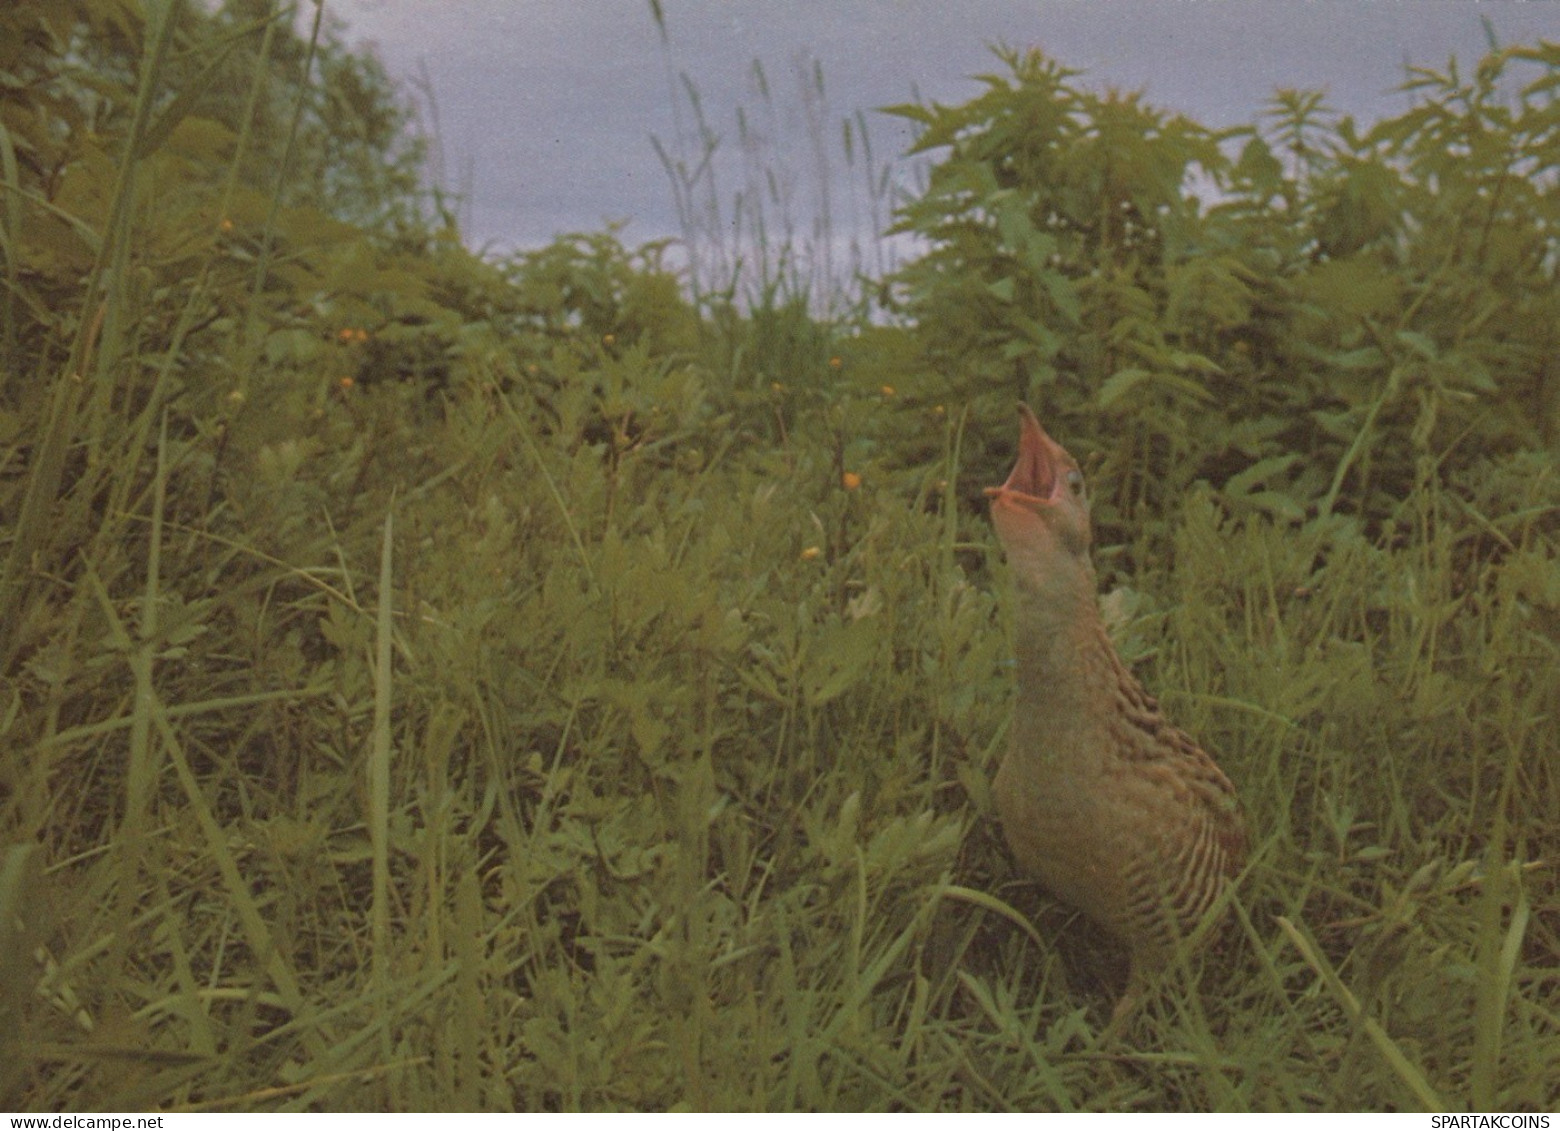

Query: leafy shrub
[887,43,1560,545]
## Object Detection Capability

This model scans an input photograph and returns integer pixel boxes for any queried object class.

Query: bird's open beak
[985,404,1067,507]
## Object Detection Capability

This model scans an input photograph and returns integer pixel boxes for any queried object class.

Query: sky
[323,1,1558,259]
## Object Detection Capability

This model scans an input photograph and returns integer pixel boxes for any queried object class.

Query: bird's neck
[1009,555,1125,768]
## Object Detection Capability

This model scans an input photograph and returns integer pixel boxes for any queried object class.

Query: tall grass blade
[1277,916,1445,1109]
[370,502,396,1070]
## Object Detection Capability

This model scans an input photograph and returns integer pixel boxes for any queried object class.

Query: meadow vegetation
[1,0,1556,1111]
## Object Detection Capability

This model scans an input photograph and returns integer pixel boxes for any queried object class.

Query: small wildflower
[527,364,541,376]
[227,389,245,404]
[828,357,842,369]
[218,218,234,233]
[602,333,616,347]
[841,471,862,490]
[933,404,946,417]
[880,384,896,397]
[338,376,355,391]
[800,546,822,561]
[770,381,785,393]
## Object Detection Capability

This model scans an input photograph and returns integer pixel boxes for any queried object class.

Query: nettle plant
[887,43,1560,548]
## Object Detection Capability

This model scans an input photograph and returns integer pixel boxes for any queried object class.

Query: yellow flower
[800,546,822,561]
[841,471,861,490]
[828,357,842,369]
[880,384,896,397]
[338,376,355,391]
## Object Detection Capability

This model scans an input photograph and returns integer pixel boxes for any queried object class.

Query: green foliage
[194,0,428,230]
[506,228,700,358]
[0,9,1556,1114]
[887,42,1560,549]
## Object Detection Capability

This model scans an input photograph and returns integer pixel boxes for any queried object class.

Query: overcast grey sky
[327,1,1558,255]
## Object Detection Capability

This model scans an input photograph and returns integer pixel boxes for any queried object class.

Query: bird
[984,403,1247,1022]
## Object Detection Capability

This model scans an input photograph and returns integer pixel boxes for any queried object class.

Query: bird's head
[985,404,1092,577]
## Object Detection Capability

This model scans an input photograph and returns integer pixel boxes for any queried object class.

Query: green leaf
[1395,330,1439,360]
[134,34,245,159]
[1224,453,1302,498]
[1097,367,1152,409]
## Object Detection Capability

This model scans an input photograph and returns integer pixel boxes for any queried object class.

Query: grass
[5,358,1556,1109]
[648,3,906,323]
[2,5,1558,1113]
